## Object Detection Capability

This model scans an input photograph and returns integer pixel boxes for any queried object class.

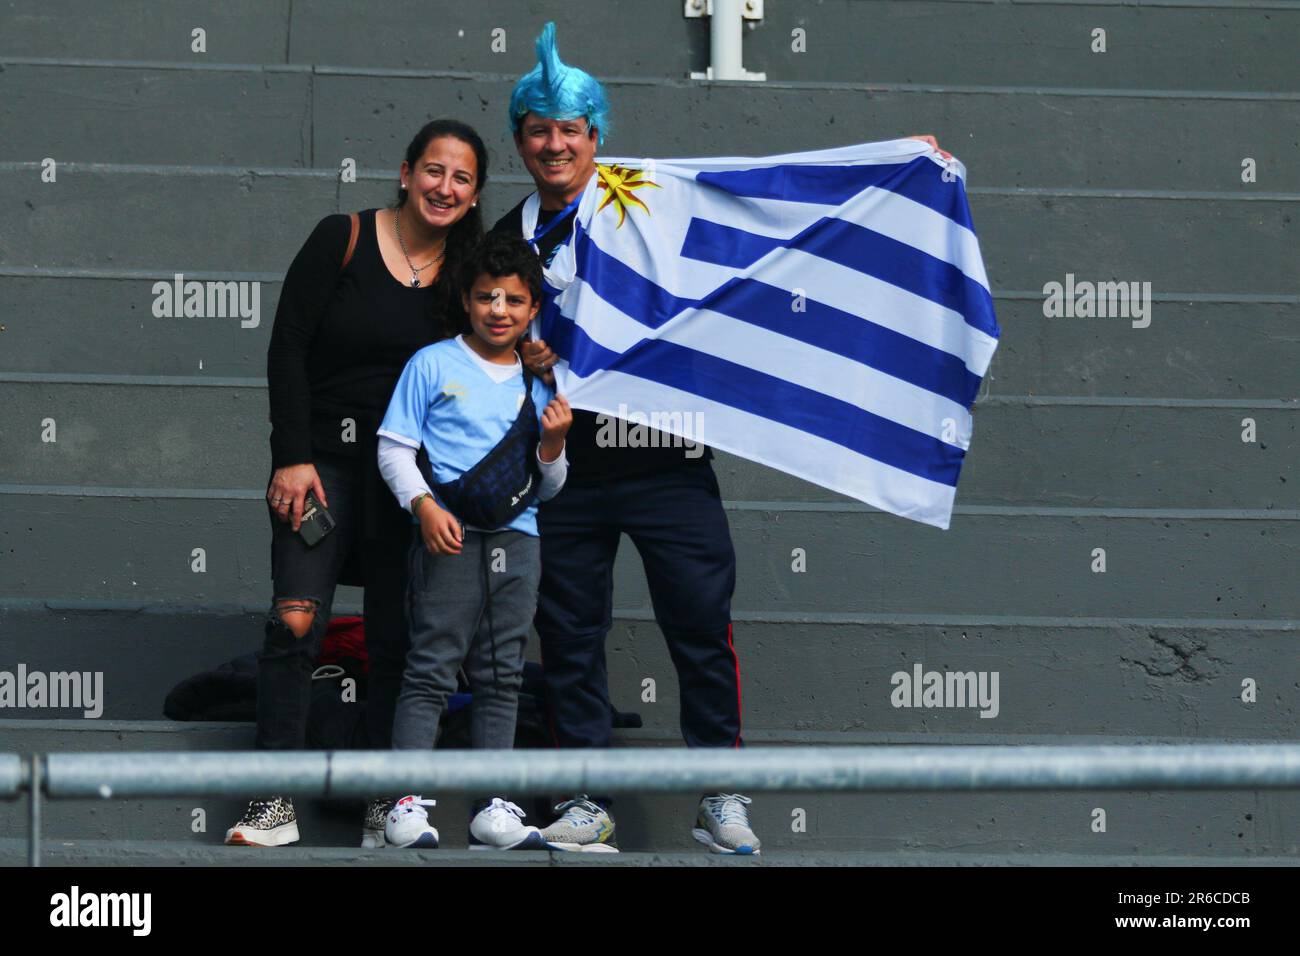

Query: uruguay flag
[525,139,999,530]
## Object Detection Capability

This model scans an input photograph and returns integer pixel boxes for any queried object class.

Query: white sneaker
[384,795,440,848]
[468,797,549,850]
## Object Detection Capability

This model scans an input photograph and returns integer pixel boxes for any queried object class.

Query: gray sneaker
[692,793,760,855]
[539,795,620,853]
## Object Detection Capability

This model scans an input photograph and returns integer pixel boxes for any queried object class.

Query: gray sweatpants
[392,529,541,752]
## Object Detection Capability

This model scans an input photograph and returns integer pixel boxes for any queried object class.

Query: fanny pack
[416,368,542,531]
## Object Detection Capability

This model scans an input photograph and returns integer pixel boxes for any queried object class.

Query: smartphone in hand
[298,490,336,547]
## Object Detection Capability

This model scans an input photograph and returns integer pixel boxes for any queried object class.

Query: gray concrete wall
[0,0,1296,857]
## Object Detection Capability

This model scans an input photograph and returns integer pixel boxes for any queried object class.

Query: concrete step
[728,402,1297,507]
[3,166,1295,294]
[7,840,1297,867]
[1,720,1297,857]
[4,63,1298,191]
[3,1,1296,92]
[2,281,1296,403]
[1,495,1296,617]
[0,0,291,64]
[708,1,1300,94]
[0,64,313,167]
[0,167,394,276]
[2,381,1294,508]
[990,298,1299,401]
[3,609,1294,736]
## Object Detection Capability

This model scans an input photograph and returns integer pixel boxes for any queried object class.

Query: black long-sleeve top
[266,209,443,469]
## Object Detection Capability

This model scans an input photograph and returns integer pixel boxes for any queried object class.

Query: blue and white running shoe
[538,795,620,853]
[692,793,761,855]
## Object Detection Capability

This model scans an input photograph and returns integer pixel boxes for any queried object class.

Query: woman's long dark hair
[395,119,488,337]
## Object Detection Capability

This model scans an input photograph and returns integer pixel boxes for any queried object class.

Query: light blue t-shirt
[378,336,555,535]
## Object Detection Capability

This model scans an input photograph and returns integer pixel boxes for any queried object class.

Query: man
[494,23,949,856]
[491,23,757,855]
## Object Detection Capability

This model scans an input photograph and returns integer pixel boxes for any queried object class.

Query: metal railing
[7,744,1300,866]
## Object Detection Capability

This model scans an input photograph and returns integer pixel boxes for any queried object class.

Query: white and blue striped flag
[525,139,999,530]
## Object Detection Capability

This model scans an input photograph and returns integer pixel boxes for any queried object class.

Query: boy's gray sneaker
[539,795,620,853]
[692,793,760,855]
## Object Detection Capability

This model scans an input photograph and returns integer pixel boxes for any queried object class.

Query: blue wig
[508,22,610,145]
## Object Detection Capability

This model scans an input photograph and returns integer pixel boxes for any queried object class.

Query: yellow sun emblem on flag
[596,163,660,228]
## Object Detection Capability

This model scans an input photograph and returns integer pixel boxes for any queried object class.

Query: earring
[400,183,408,190]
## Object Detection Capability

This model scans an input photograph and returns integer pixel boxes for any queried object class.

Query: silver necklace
[394,206,445,287]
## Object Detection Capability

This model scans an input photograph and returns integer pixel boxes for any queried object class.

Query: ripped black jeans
[256,451,411,751]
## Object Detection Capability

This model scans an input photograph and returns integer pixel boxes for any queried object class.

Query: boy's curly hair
[453,231,544,336]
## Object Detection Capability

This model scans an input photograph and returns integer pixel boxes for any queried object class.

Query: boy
[375,232,572,849]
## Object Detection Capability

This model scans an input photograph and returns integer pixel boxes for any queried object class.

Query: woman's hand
[521,338,557,389]
[417,499,463,556]
[540,394,572,463]
[268,463,327,532]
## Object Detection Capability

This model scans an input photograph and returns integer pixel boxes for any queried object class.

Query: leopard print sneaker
[361,797,394,848]
[224,797,300,847]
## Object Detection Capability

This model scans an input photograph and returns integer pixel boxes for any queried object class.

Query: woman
[224,119,489,848]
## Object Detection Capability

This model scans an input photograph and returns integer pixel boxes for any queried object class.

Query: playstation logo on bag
[511,474,536,507]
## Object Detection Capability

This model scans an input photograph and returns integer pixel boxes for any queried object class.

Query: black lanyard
[529,193,583,248]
